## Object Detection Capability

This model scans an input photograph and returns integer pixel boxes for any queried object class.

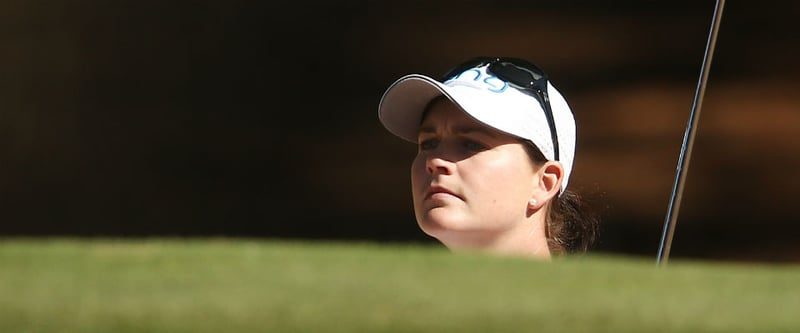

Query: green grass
[1,238,799,332]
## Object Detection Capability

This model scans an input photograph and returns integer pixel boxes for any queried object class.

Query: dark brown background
[2,1,799,263]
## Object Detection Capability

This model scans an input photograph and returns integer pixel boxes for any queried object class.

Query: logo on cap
[444,67,509,93]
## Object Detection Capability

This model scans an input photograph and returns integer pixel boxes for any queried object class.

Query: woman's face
[411,98,540,242]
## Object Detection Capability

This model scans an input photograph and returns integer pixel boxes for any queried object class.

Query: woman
[378,57,599,259]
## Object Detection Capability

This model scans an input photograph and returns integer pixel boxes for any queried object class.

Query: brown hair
[523,143,600,255]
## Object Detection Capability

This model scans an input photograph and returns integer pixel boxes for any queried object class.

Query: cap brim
[377,74,449,143]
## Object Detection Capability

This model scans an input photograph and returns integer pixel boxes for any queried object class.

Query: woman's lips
[425,185,461,201]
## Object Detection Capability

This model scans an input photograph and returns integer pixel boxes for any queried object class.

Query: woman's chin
[416,208,471,236]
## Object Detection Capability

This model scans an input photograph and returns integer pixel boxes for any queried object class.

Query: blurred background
[2,1,798,263]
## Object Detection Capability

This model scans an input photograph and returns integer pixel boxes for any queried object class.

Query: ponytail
[546,190,600,255]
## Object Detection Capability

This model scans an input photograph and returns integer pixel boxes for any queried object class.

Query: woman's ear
[535,161,564,203]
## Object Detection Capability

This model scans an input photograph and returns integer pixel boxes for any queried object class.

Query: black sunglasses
[441,57,560,161]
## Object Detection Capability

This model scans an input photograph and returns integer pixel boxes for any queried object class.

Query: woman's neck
[437,217,551,259]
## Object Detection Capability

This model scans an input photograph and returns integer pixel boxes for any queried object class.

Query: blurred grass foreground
[1,238,799,333]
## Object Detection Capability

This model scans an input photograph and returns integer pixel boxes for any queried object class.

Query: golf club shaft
[657,0,726,266]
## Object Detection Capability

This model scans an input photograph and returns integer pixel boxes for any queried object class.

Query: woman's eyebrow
[417,125,499,138]
[418,126,436,135]
[452,126,499,138]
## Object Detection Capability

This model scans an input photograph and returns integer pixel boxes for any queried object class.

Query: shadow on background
[2,1,799,263]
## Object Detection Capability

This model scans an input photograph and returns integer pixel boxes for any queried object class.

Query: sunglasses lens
[489,62,545,88]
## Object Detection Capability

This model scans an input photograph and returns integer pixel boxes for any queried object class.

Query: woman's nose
[426,153,454,175]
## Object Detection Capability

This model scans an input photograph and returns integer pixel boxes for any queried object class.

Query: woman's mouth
[425,185,461,201]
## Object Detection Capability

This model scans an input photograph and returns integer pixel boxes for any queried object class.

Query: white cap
[377,64,577,192]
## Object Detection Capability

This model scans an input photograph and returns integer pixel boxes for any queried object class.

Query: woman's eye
[463,140,486,151]
[419,139,438,150]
